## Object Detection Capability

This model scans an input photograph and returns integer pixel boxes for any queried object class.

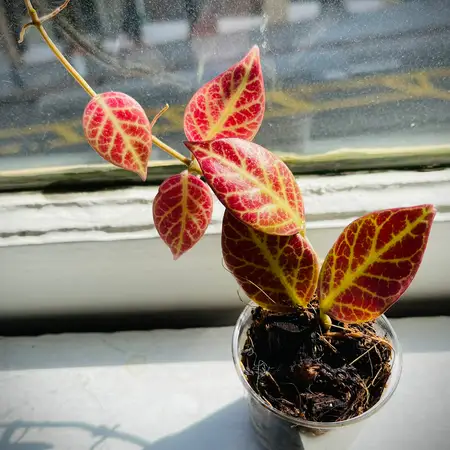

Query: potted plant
[22,2,436,449]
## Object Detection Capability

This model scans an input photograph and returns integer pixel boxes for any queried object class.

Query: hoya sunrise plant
[22,0,435,445]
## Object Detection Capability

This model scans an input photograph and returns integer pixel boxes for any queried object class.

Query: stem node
[22,0,97,98]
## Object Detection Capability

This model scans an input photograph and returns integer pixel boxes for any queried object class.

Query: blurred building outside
[0,0,381,94]
[1,0,450,170]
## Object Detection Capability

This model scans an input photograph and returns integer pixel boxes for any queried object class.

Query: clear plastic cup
[232,304,402,450]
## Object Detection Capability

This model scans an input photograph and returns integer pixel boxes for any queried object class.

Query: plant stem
[22,0,96,98]
[21,0,192,168]
[152,136,191,166]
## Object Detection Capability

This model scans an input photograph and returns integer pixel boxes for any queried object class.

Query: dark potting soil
[241,304,392,423]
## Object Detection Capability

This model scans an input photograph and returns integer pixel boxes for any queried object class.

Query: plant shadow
[0,399,260,450]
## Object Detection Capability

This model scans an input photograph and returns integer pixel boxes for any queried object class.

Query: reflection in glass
[0,0,449,173]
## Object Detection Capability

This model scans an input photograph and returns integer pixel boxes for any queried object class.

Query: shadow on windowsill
[0,399,259,450]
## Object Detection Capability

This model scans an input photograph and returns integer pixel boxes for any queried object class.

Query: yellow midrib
[248,227,307,307]
[208,151,304,231]
[204,58,253,140]
[96,95,146,172]
[176,172,189,256]
[321,213,427,312]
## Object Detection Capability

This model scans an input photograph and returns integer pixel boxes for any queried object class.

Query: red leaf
[185,138,305,235]
[153,171,213,260]
[222,211,319,312]
[83,92,152,181]
[184,46,265,141]
[318,204,436,323]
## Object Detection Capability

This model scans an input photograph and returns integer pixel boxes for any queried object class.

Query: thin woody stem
[151,104,170,128]
[20,0,192,167]
[150,105,192,165]
[39,0,71,23]
[152,136,191,166]
[19,0,71,42]
[21,0,96,97]
[18,23,33,43]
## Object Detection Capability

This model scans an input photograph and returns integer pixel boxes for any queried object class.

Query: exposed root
[325,331,393,352]
[349,343,378,366]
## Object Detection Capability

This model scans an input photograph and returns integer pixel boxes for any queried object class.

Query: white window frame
[0,168,449,318]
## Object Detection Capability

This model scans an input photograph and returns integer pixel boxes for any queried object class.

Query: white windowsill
[1,168,449,317]
[1,317,449,449]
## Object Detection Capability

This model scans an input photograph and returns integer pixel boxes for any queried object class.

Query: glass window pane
[0,0,449,184]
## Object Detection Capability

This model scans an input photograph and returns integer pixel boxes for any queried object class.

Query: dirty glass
[0,0,449,182]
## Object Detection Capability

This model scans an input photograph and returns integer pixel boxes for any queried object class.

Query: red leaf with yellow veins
[83,92,152,181]
[153,171,213,260]
[184,46,265,142]
[185,138,305,236]
[319,204,436,323]
[222,210,319,312]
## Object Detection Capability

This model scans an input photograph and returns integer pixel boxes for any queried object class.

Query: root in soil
[241,304,393,423]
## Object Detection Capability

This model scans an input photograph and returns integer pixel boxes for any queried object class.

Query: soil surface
[241,304,393,423]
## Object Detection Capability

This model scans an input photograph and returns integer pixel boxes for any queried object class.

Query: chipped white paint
[1,169,449,246]
[0,170,449,316]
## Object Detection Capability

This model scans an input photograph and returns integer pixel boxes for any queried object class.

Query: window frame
[1,142,450,192]
[0,167,449,320]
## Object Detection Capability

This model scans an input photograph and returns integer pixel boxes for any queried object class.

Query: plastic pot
[232,304,402,450]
